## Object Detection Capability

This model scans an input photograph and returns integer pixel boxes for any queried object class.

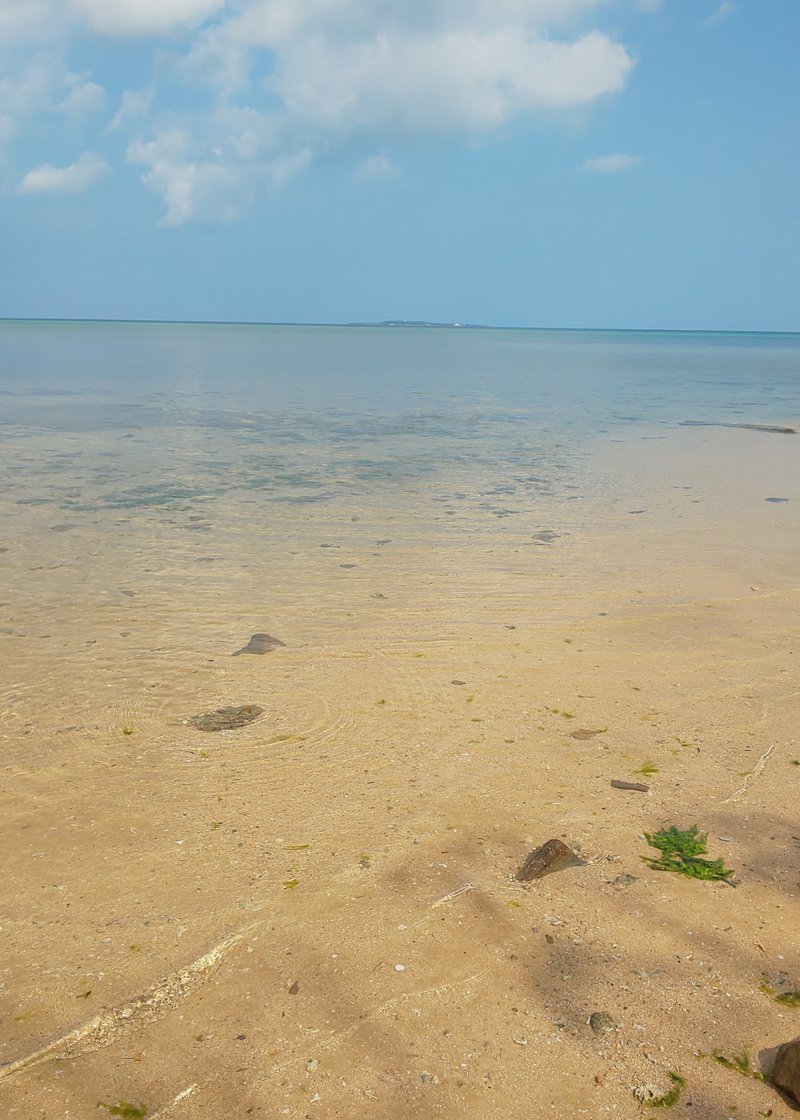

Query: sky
[0,0,798,330]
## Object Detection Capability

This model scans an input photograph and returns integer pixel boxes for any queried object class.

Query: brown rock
[772,1037,800,1104]
[516,839,585,882]
[187,704,264,731]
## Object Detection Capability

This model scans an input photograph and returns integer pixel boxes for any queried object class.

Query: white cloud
[0,0,68,46]
[18,149,108,192]
[192,1,634,130]
[702,2,735,28]
[128,129,249,224]
[55,77,106,117]
[70,0,225,38]
[107,88,155,132]
[0,55,62,143]
[269,28,632,136]
[3,1,651,222]
[354,153,398,182]
[127,124,312,223]
[582,151,641,173]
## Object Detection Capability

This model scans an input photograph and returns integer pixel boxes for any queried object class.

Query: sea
[1,320,798,758]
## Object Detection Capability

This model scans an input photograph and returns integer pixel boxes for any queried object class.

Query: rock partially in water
[187,705,264,731]
[232,633,286,656]
[680,421,796,435]
[772,1037,800,1104]
[516,839,585,882]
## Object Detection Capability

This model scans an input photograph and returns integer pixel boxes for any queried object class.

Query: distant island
[348,319,488,329]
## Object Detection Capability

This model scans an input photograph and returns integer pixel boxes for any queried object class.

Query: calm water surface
[1,321,798,517]
[1,319,799,755]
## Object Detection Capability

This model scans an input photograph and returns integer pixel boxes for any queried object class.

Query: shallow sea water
[2,321,799,734]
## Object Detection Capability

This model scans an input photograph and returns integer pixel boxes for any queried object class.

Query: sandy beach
[1,421,798,1119]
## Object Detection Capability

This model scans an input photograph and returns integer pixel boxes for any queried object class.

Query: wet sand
[1,425,799,1119]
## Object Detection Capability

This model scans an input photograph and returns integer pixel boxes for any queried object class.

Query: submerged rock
[232,633,285,656]
[516,839,585,882]
[187,704,264,731]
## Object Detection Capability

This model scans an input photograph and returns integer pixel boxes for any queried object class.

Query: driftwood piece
[611,779,650,792]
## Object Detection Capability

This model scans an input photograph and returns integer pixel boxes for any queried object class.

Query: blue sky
[0,0,797,330]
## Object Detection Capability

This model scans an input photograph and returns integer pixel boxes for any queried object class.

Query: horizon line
[0,316,798,337]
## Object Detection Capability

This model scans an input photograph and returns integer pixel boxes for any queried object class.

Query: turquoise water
[1,321,798,427]
[1,320,798,556]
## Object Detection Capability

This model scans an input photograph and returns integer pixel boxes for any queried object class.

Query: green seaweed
[775,991,800,1007]
[98,1103,148,1119]
[776,991,800,1007]
[760,982,800,1007]
[637,763,660,776]
[642,826,734,882]
[709,1050,765,1081]
[645,1072,686,1109]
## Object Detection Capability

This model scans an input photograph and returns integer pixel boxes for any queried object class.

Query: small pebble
[394,963,406,972]
[589,1011,616,1035]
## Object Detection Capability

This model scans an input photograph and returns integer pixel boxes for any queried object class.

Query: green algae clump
[642,826,733,882]
[98,1103,148,1119]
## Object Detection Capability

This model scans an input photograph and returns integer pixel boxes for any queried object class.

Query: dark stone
[516,839,584,882]
[187,705,264,731]
[232,633,285,656]
[612,873,639,888]
[611,779,649,792]
[772,1037,800,1104]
